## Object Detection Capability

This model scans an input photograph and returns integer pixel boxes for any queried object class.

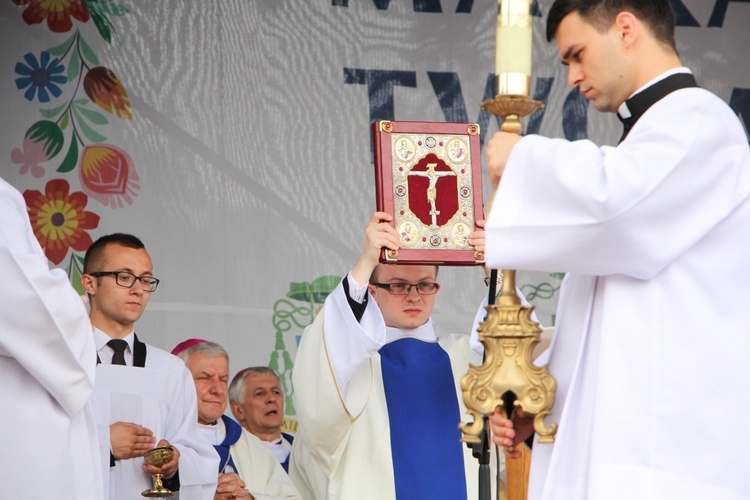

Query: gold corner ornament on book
[371,120,485,266]
[460,275,558,445]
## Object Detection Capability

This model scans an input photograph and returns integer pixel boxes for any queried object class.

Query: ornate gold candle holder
[460,95,557,447]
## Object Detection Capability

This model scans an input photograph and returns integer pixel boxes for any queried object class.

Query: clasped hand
[488,407,535,459]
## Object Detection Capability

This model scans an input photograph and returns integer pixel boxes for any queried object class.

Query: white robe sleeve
[320,277,386,397]
[0,178,96,416]
[0,178,102,499]
[487,88,750,279]
[291,279,384,476]
[288,439,328,500]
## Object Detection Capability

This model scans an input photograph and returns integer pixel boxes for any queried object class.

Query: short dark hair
[546,0,676,51]
[83,233,146,274]
[369,264,440,283]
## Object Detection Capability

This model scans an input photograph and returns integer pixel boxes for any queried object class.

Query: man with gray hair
[173,339,300,500]
[229,367,294,472]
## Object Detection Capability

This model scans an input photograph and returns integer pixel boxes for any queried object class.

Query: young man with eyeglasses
[290,211,495,500]
[81,233,218,499]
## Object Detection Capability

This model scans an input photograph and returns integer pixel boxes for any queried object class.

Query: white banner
[1,0,748,420]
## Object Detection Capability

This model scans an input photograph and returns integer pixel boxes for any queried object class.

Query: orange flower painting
[12,0,91,33]
[23,178,100,264]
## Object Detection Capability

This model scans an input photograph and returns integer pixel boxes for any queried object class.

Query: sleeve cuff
[346,273,368,303]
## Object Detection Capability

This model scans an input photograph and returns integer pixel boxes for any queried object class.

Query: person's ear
[81,273,97,295]
[614,11,638,48]
[230,401,243,421]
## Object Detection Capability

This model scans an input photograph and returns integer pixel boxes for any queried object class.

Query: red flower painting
[12,0,91,33]
[23,178,100,264]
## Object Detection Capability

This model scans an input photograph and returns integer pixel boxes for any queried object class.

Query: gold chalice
[141,446,175,497]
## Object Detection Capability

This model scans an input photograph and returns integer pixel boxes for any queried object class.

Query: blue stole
[380,337,467,500]
[281,433,295,473]
[215,415,242,473]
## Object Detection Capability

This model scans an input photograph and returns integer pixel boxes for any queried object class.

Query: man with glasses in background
[290,211,495,500]
[82,233,218,499]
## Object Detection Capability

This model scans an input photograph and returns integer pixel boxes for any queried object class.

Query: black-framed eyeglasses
[89,271,160,292]
[371,282,440,295]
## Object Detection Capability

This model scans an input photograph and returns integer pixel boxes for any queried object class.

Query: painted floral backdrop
[10,0,134,294]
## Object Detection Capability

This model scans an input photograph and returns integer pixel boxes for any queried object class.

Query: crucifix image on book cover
[372,120,485,266]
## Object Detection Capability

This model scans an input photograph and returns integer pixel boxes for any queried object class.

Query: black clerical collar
[616,72,699,144]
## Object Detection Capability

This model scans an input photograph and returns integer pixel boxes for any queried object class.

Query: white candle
[495,0,532,97]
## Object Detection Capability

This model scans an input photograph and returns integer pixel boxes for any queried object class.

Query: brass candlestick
[459,95,557,446]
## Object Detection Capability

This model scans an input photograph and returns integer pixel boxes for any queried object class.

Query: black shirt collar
[617,71,699,144]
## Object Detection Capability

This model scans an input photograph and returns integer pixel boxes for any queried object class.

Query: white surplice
[199,418,301,500]
[92,340,219,499]
[485,78,750,500]
[290,278,497,500]
[0,177,102,499]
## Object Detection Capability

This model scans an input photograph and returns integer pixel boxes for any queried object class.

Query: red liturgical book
[372,120,485,266]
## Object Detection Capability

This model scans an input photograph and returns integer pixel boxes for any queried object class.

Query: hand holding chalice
[141,445,175,497]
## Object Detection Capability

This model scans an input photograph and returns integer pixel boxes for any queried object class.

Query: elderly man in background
[174,340,301,500]
[229,367,295,472]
